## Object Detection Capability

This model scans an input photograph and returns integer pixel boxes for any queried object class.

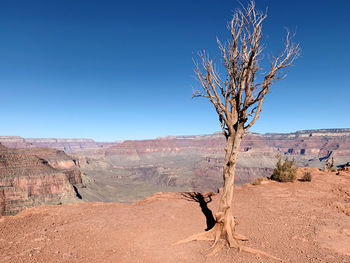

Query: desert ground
[1,168,350,263]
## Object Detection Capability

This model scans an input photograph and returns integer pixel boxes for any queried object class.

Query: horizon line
[1,128,349,142]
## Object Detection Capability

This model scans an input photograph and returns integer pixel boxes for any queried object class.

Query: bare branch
[193,0,300,137]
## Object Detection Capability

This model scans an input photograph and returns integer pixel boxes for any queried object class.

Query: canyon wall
[0,144,84,216]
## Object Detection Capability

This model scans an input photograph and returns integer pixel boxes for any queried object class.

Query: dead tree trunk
[176,0,300,259]
[216,132,242,247]
[177,130,257,257]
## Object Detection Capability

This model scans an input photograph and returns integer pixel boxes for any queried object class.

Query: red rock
[0,145,83,216]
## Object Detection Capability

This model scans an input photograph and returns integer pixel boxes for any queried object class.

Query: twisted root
[175,214,281,261]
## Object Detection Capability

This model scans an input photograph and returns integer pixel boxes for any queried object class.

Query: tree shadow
[72,185,82,199]
[182,192,216,231]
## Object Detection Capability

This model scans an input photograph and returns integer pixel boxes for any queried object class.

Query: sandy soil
[1,168,350,263]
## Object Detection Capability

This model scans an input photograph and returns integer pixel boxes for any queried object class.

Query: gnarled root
[238,245,282,261]
[175,214,281,261]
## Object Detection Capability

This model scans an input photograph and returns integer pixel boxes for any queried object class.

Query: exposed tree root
[207,240,226,256]
[238,245,282,261]
[175,215,281,261]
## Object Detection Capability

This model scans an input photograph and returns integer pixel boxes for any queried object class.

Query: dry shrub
[301,172,312,182]
[271,155,297,182]
[252,177,264,185]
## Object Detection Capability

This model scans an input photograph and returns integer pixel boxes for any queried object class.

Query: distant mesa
[0,136,116,152]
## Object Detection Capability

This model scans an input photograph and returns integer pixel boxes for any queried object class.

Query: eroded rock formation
[0,145,83,216]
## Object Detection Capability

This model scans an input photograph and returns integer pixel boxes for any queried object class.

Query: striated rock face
[263,130,350,160]
[0,145,84,216]
[105,129,350,164]
[103,128,350,169]
[0,137,115,152]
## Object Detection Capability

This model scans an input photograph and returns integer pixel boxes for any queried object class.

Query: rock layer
[0,137,115,152]
[0,145,83,216]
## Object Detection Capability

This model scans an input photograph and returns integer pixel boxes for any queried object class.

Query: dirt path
[1,168,350,262]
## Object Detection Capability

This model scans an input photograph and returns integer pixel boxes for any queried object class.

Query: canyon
[72,128,350,203]
[1,128,350,212]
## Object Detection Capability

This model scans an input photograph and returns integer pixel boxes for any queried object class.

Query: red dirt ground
[1,168,350,263]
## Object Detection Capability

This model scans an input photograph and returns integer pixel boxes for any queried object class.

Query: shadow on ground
[182,192,216,231]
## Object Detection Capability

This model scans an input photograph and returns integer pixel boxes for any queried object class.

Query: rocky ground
[1,168,350,263]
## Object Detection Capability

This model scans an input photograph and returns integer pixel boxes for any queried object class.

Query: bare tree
[177,1,300,258]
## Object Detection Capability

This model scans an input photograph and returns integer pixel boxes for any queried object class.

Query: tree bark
[214,131,242,247]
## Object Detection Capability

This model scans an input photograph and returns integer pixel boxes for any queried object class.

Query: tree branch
[193,0,300,136]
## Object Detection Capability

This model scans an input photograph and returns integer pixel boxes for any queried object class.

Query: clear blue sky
[1,0,349,141]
